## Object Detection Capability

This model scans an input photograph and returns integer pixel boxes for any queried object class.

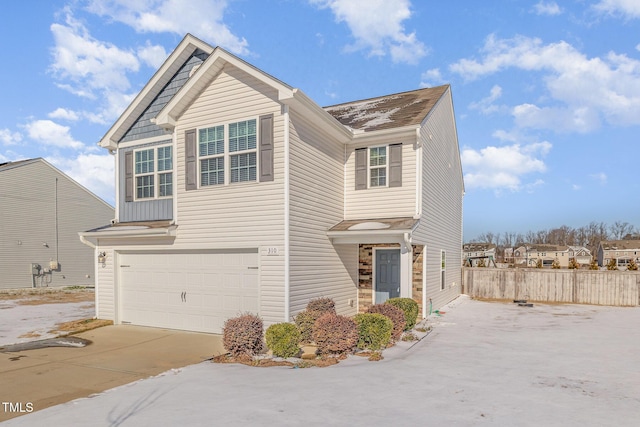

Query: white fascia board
[79,226,176,241]
[348,125,419,145]
[283,89,353,143]
[99,34,214,149]
[155,47,295,129]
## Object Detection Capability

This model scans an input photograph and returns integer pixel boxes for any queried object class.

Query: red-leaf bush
[312,313,358,355]
[386,298,419,330]
[306,297,336,315]
[367,303,406,341]
[222,313,264,358]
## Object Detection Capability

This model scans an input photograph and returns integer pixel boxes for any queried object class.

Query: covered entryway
[118,250,259,334]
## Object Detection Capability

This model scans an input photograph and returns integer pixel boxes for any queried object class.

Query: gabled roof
[99,34,214,150]
[0,158,39,172]
[323,85,449,132]
[599,240,640,250]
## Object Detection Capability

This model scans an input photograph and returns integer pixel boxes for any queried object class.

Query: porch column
[400,240,412,298]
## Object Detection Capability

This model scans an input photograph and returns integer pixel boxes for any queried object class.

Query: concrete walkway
[3,297,640,426]
[0,325,223,422]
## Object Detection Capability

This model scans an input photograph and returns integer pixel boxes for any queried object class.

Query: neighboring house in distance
[568,245,592,266]
[79,34,464,334]
[0,158,114,289]
[597,240,640,268]
[462,243,496,266]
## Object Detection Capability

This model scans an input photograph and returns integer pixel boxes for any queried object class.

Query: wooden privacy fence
[462,267,640,306]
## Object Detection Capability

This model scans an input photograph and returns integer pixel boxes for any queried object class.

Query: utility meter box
[31,263,41,275]
[49,260,59,270]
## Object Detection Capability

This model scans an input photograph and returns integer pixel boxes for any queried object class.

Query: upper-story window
[369,146,387,187]
[355,143,402,190]
[199,119,257,186]
[134,146,172,199]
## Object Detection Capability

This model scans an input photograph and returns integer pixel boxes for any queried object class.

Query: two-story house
[79,34,464,334]
[462,243,496,267]
[597,240,640,268]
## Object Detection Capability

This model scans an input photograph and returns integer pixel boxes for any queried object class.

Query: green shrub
[265,323,301,358]
[312,313,358,355]
[354,313,392,351]
[386,298,419,330]
[222,313,264,358]
[306,297,336,315]
[294,310,319,344]
[366,303,405,341]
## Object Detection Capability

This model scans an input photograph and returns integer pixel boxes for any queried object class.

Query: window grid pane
[230,152,257,183]
[369,147,386,167]
[229,120,257,152]
[159,173,173,197]
[135,149,154,174]
[201,157,224,186]
[199,126,224,157]
[136,175,154,199]
[370,168,386,187]
[157,146,172,171]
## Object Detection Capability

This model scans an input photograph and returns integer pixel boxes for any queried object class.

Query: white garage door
[119,250,259,334]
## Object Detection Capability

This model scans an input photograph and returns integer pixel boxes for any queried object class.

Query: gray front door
[375,249,401,304]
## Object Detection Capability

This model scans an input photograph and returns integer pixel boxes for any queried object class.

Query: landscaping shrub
[366,303,406,341]
[294,310,319,344]
[552,258,561,269]
[306,297,336,315]
[222,313,264,358]
[265,323,301,358]
[606,258,618,271]
[568,258,580,269]
[589,259,599,270]
[354,313,392,351]
[627,259,638,271]
[312,313,358,355]
[386,297,419,330]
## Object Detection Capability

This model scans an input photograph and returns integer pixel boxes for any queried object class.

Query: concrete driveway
[0,325,223,422]
[3,296,640,426]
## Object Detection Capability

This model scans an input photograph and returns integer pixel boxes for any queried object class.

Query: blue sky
[1,0,638,240]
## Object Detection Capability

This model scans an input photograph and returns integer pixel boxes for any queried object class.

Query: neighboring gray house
[80,34,464,334]
[0,158,114,289]
[597,240,640,268]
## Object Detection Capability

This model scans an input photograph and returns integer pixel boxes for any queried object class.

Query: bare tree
[610,221,634,240]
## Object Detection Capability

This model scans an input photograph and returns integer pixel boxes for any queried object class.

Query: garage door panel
[120,250,259,334]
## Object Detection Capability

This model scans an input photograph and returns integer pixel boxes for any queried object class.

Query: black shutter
[355,148,367,190]
[389,143,402,188]
[259,114,274,182]
[185,129,197,190]
[124,151,134,202]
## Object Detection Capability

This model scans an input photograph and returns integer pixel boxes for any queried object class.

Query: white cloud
[593,0,640,18]
[469,85,504,115]
[86,0,249,55]
[48,153,115,203]
[450,34,640,131]
[461,142,551,192]
[24,120,85,150]
[50,10,139,98]
[310,0,427,64]
[0,128,22,146]
[137,42,168,69]
[590,172,608,184]
[532,1,562,16]
[419,68,444,87]
[48,108,80,121]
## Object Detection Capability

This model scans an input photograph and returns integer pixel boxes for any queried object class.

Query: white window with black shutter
[185,114,273,190]
[355,143,402,190]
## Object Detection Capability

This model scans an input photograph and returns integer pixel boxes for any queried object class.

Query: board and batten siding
[118,140,173,222]
[288,110,358,317]
[0,160,113,289]
[171,64,286,325]
[412,88,464,310]
[344,140,417,219]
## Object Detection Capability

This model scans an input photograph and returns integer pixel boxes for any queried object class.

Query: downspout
[79,234,99,318]
[415,127,422,218]
[283,105,291,322]
[403,232,412,299]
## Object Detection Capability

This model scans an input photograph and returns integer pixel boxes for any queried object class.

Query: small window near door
[440,250,446,290]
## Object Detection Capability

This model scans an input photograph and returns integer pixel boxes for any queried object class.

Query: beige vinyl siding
[95,246,115,320]
[172,64,286,325]
[344,141,416,219]
[412,88,464,310]
[0,160,113,289]
[288,111,358,317]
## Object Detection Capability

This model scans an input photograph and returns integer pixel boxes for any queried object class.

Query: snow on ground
[0,298,95,346]
[4,296,640,426]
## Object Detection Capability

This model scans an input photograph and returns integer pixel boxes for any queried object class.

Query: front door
[375,249,401,304]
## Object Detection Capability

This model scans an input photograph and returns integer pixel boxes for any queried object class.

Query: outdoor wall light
[98,251,107,264]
